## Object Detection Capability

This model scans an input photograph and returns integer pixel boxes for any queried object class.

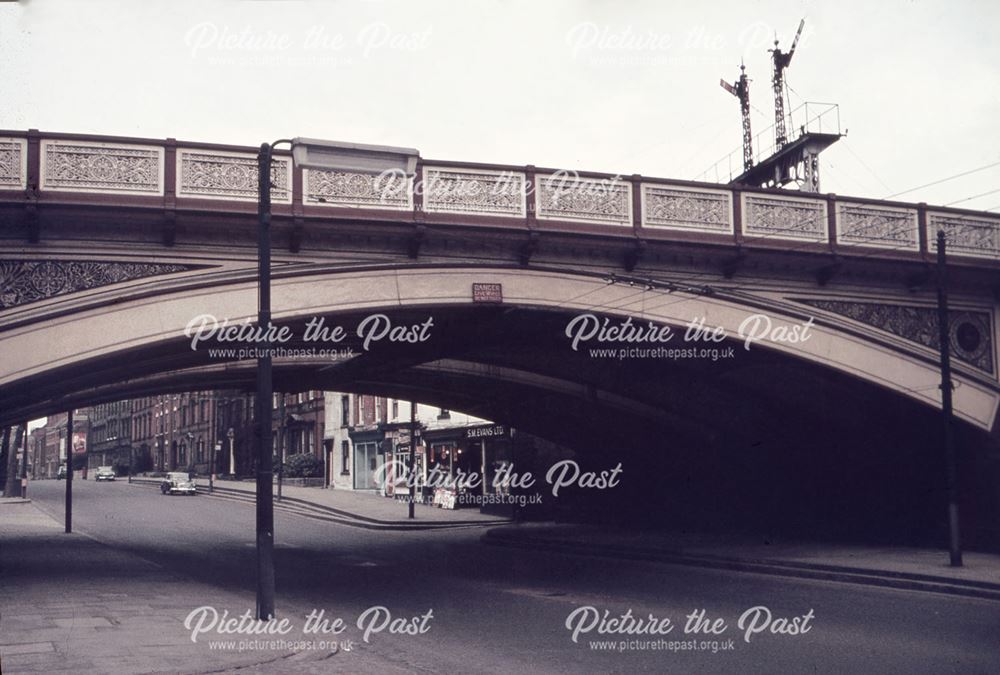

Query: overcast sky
[1,0,998,208]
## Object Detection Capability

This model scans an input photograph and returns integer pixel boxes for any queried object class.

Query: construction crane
[770,18,804,150]
[720,63,753,172]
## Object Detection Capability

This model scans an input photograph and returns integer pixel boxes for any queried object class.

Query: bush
[112,458,130,476]
[283,453,324,478]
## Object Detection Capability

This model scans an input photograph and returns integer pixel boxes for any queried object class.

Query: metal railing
[696,102,841,184]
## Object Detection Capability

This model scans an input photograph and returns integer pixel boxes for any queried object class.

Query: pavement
[128,476,510,530]
[482,523,1000,601]
[0,499,352,674]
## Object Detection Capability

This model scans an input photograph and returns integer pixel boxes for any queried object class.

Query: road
[21,479,1000,674]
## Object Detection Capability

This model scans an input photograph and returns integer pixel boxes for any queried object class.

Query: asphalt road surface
[24,479,1000,674]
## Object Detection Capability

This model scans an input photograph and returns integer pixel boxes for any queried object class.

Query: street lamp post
[936,230,962,567]
[409,403,417,519]
[19,421,28,499]
[211,441,220,493]
[254,137,418,620]
[186,432,195,474]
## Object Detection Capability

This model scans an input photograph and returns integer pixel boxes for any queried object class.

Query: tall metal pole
[256,142,276,619]
[936,230,962,567]
[65,411,73,533]
[277,394,285,502]
[408,402,416,519]
[20,421,29,499]
[210,441,218,493]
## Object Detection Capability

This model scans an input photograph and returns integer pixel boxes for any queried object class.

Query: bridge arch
[1,264,997,433]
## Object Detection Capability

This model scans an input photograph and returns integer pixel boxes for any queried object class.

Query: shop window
[341,441,350,475]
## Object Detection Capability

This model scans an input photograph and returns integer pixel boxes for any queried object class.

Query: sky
[1,0,998,209]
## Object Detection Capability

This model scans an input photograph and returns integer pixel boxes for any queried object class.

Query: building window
[197,440,204,463]
[341,441,350,474]
[179,444,187,466]
[392,400,399,419]
[341,396,350,426]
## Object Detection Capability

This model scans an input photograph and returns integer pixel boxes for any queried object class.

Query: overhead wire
[882,160,1000,200]
[943,187,1000,207]
[841,139,894,194]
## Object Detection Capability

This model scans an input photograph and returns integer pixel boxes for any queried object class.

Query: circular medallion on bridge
[221,164,248,190]
[28,262,67,296]
[949,313,990,368]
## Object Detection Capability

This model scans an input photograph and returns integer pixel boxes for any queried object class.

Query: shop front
[422,423,517,514]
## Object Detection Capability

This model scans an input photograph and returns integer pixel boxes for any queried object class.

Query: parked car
[95,466,116,481]
[160,472,197,496]
[56,465,67,480]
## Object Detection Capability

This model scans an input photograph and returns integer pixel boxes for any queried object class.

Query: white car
[160,472,197,495]
[95,466,116,481]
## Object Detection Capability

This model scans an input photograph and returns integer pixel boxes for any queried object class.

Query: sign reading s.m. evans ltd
[464,424,510,439]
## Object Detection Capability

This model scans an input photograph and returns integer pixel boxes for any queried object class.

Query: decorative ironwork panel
[40,141,163,195]
[836,202,918,250]
[177,149,291,203]
[742,194,828,242]
[795,298,994,374]
[641,184,732,234]
[0,260,195,310]
[305,169,412,210]
[422,167,525,217]
[929,213,1000,259]
[536,172,632,226]
[0,137,27,190]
